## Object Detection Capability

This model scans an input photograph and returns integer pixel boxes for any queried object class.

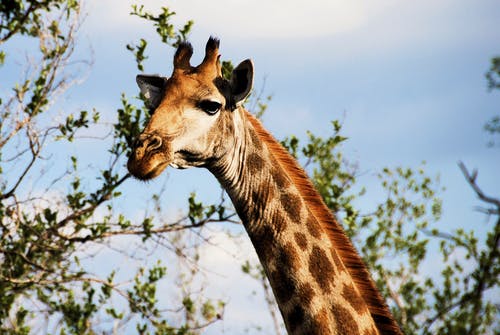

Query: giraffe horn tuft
[173,41,193,70]
[198,36,222,76]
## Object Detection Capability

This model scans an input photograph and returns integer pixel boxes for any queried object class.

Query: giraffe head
[127,37,253,180]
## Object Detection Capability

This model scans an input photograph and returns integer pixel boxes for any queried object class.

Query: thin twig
[458,161,500,209]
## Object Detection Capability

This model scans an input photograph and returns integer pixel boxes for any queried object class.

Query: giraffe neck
[209,108,396,335]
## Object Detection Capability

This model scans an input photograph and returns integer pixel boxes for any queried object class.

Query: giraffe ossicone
[127,37,402,335]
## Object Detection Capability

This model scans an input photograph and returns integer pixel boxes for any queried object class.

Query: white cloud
[170,0,366,38]
[85,0,372,38]
[194,228,279,334]
[83,0,461,55]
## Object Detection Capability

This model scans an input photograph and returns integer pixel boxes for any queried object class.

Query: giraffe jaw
[169,162,187,169]
[169,149,208,169]
[127,149,199,179]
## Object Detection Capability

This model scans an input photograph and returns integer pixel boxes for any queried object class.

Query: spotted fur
[129,37,403,335]
[245,111,402,335]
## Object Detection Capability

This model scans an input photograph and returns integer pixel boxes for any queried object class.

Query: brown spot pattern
[269,264,296,304]
[246,110,402,335]
[225,116,234,134]
[294,232,308,251]
[272,168,291,189]
[280,191,302,222]
[297,283,315,307]
[332,303,360,334]
[267,244,303,305]
[306,214,321,238]
[308,246,335,293]
[278,243,300,272]
[289,306,332,335]
[308,308,332,335]
[249,128,263,150]
[251,182,275,207]
[247,152,265,175]
[250,225,274,260]
[343,283,367,313]
[251,188,260,205]
[287,305,305,333]
[271,209,288,234]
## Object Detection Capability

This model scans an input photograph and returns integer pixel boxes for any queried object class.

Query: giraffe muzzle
[127,133,172,180]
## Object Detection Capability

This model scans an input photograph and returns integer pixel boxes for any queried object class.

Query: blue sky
[74,0,500,237]
[83,1,499,332]
[2,0,500,333]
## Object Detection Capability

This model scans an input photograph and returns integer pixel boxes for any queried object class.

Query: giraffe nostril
[145,135,162,151]
[136,134,163,152]
[148,135,162,149]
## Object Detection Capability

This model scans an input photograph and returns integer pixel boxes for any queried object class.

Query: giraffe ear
[136,75,167,110]
[230,59,253,106]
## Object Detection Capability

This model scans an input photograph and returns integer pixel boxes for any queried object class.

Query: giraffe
[127,37,402,335]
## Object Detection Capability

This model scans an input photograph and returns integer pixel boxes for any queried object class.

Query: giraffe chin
[128,159,170,181]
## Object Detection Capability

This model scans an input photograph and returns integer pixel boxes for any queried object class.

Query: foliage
[486,56,500,91]
[485,56,500,146]
[0,0,79,44]
[280,125,499,334]
[281,123,499,334]
[0,2,222,334]
[127,5,193,72]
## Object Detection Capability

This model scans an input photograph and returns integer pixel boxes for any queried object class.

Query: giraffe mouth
[128,157,171,180]
[139,160,170,180]
[127,147,173,181]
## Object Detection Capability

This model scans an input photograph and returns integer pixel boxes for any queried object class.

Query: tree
[485,56,500,146]
[1,2,223,334]
[1,2,498,334]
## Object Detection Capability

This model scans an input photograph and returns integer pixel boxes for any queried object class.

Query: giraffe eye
[198,100,222,115]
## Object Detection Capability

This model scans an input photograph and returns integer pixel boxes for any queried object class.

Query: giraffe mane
[245,110,402,335]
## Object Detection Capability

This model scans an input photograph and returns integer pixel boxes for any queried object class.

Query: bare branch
[458,161,500,210]
[0,116,32,149]
[0,127,43,200]
[419,228,477,258]
[383,272,407,326]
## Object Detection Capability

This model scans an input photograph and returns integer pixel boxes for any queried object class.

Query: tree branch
[0,3,37,44]
[458,161,500,209]
[0,126,43,200]
[424,162,500,331]
[55,173,131,228]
